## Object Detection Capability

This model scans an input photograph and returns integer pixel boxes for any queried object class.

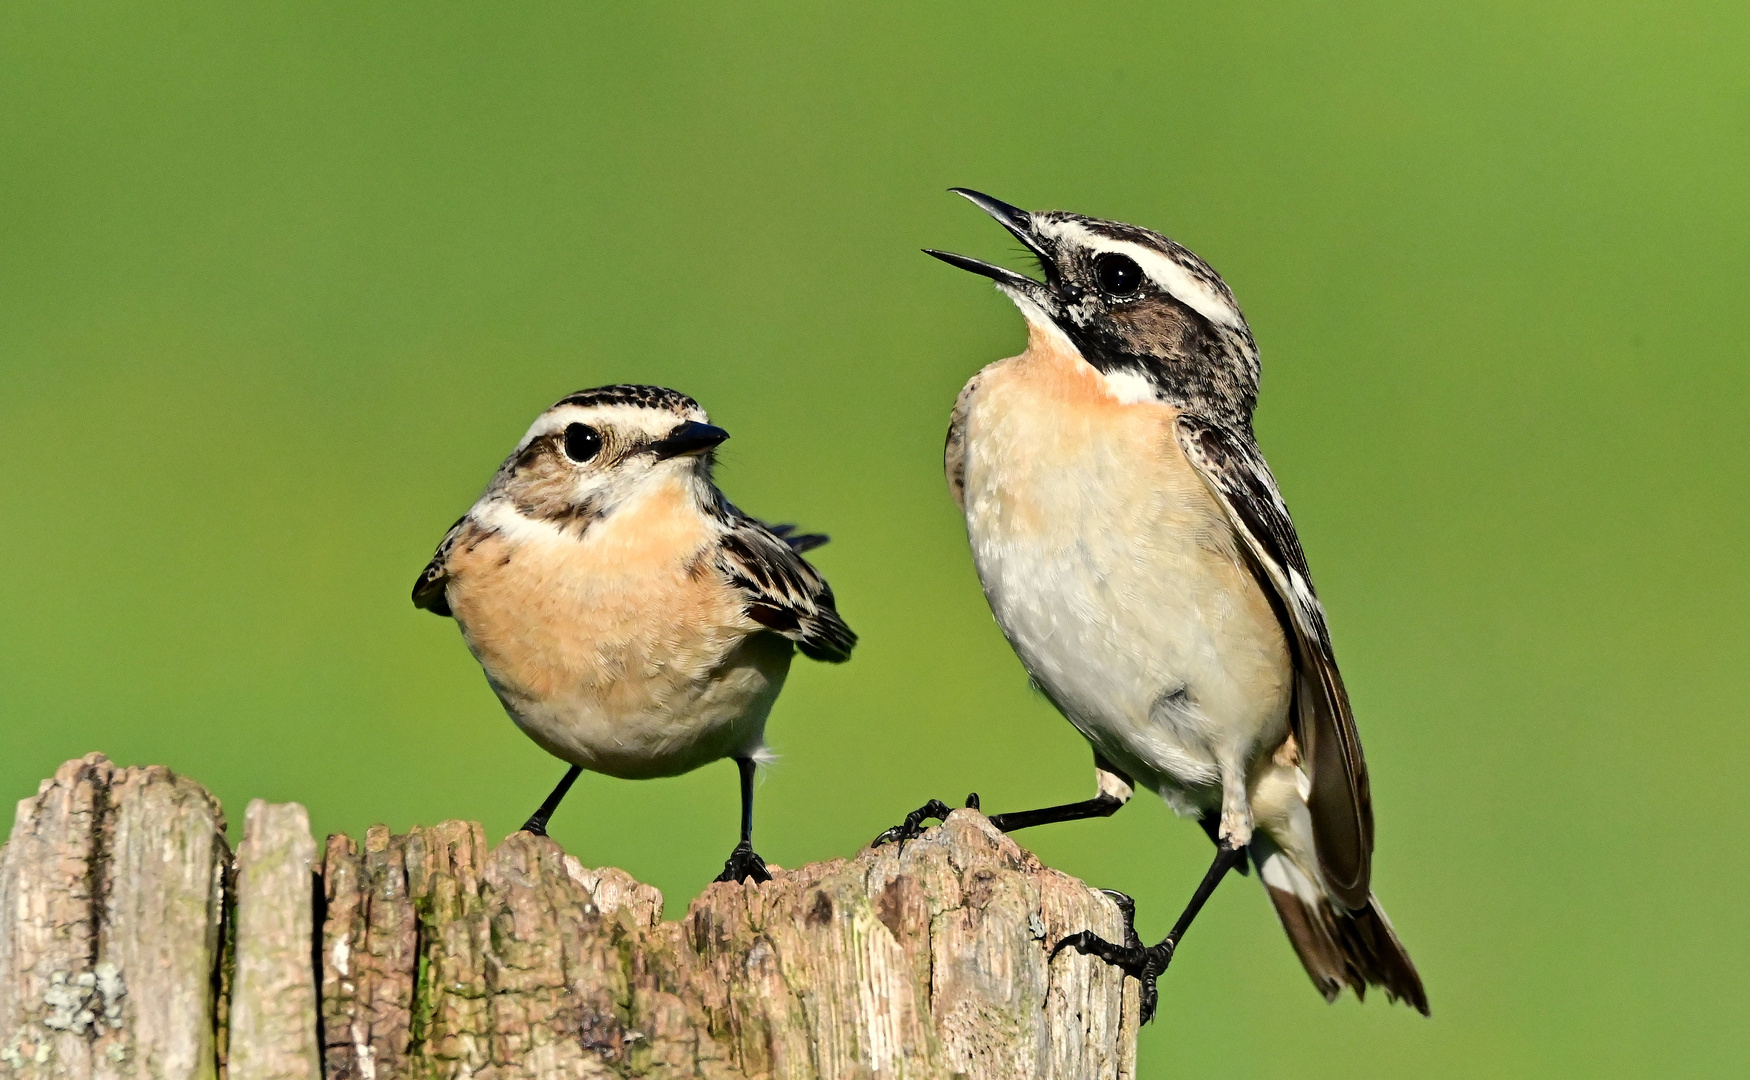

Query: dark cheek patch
[1113,298,1196,356]
[507,438,603,527]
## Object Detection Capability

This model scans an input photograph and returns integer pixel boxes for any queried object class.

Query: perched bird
[414,384,855,883]
[878,191,1426,1019]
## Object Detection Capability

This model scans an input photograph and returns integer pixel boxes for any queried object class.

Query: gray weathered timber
[316,811,1137,1080]
[3,757,1139,1080]
[230,801,321,1080]
[0,754,227,1080]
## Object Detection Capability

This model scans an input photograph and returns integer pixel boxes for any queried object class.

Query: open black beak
[924,188,1052,291]
[650,421,729,460]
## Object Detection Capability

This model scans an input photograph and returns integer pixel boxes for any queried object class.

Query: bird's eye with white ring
[562,423,602,463]
[1093,253,1144,298]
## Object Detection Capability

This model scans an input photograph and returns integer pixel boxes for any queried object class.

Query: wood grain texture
[5,758,1138,1080]
[229,801,321,1080]
[0,753,227,1080]
[316,810,1137,1079]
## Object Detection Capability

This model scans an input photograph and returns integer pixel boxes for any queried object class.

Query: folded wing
[1176,414,1374,910]
[717,514,857,663]
[411,515,469,617]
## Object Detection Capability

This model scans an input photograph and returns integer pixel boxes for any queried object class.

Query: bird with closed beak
[876,191,1427,1020]
[415,384,855,883]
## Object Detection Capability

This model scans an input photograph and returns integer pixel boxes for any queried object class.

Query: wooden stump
[0,754,227,1080]
[2,755,1139,1080]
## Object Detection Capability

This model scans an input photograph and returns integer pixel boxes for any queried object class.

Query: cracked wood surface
[3,756,1139,1080]
[230,801,321,1080]
[0,754,227,1080]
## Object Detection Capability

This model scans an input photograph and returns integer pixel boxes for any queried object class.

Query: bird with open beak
[876,191,1427,1020]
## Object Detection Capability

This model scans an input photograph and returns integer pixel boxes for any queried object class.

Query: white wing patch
[1173,413,1376,909]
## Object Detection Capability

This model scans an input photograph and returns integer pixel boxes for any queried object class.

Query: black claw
[1098,889,1145,949]
[520,814,552,837]
[1054,844,1243,1024]
[1054,893,1171,1023]
[964,792,981,811]
[1052,931,1174,1023]
[715,841,771,884]
[872,799,956,846]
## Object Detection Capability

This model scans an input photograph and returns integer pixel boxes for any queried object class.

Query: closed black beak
[650,421,729,459]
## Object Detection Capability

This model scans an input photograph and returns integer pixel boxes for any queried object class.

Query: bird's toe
[1051,930,1174,1023]
[715,841,771,884]
[871,799,957,847]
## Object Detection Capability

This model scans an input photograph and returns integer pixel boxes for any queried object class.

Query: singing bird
[414,385,855,883]
[878,191,1426,1019]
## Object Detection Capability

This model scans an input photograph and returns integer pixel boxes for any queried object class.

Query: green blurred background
[3,2,1746,1076]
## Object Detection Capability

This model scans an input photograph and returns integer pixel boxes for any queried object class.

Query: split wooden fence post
[1,755,1138,1079]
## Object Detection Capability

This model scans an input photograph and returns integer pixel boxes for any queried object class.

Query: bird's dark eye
[562,423,602,463]
[1094,253,1144,298]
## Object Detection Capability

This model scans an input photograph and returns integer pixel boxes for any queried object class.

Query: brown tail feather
[1265,885,1430,1015]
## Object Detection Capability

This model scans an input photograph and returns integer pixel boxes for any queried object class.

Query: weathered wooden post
[2,755,1138,1079]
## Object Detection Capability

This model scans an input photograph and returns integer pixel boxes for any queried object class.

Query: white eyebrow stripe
[516,403,686,452]
[1043,220,1244,330]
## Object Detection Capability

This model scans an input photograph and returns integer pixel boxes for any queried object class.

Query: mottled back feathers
[715,512,855,663]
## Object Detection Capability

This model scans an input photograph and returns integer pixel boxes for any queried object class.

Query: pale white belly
[484,628,792,781]
[960,381,1292,805]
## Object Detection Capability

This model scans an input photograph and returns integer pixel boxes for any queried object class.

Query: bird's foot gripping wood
[871,794,981,846]
[715,839,772,883]
[1052,890,1174,1023]
[1056,840,1248,1024]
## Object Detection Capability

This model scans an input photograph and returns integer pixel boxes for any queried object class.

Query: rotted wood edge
[1,754,1139,1080]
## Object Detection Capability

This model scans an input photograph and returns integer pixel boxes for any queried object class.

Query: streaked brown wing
[411,515,469,617]
[716,514,856,663]
[759,521,831,554]
[943,371,985,512]
[1176,414,1374,910]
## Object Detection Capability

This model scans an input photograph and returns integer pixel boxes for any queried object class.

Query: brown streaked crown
[553,384,703,417]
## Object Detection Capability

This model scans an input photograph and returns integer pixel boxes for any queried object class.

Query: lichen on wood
[0,753,227,1080]
[316,811,1137,1079]
[3,756,1138,1080]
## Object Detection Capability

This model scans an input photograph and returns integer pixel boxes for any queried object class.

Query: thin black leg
[872,790,1126,845]
[873,758,1134,846]
[1196,811,1249,874]
[520,764,582,837]
[715,757,771,884]
[737,756,756,845]
[1052,841,1247,1023]
[987,793,1128,832]
[1163,840,1247,943]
